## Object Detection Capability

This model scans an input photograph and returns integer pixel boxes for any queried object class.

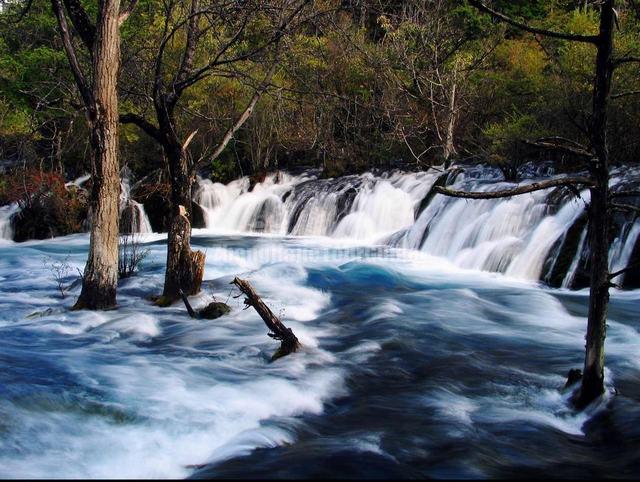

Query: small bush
[118,233,149,279]
[42,254,79,298]
[1,168,88,240]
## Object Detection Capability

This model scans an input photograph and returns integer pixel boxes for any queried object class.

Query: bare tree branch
[611,190,640,199]
[200,58,280,168]
[611,90,640,100]
[120,112,162,141]
[62,0,96,51]
[119,0,139,25]
[524,137,594,158]
[469,0,599,44]
[175,0,312,94]
[172,0,200,88]
[614,56,640,67]
[434,176,595,200]
[51,0,93,109]
[611,202,640,215]
[609,263,640,281]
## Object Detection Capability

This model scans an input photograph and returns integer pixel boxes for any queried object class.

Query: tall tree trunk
[443,65,458,166]
[577,0,615,408]
[74,0,122,310]
[443,84,457,165]
[160,138,205,303]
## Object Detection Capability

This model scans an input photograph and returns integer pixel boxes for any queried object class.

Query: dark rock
[199,302,231,319]
[12,190,88,242]
[191,202,206,229]
[564,368,583,391]
[621,234,640,289]
[142,191,172,233]
[543,211,588,288]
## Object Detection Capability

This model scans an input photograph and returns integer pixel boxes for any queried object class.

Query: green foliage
[210,155,239,185]
[0,0,639,185]
[484,113,545,164]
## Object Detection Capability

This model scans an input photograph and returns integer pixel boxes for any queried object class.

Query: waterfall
[332,174,420,240]
[610,219,640,282]
[0,203,19,241]
[192,165,640,287]
[561,227,588,289]
[120,175,153,234]
[195,170,434,239]
[1,163,637,286]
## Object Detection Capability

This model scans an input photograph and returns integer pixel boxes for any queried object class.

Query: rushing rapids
[1,232,639,478]
[193,165,640,289]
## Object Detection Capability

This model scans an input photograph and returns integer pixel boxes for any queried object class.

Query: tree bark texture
[162,204,205,302]
[577,0,616,408]
[74,0,122,310]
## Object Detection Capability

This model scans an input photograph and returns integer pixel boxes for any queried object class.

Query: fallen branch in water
[232,277,300,361]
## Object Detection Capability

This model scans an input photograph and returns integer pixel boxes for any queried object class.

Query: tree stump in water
[231,277,300,361]
[159,205,205,305]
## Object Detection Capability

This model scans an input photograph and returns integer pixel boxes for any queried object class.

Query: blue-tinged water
[0,232,639,478]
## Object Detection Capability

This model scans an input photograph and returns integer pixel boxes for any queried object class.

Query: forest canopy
[0,0,639,185]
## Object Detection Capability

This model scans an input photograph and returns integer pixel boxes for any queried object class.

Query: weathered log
[231,277,300,361]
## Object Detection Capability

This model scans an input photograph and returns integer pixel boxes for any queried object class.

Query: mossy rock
[150,295,173,307]
[199,301,231,319]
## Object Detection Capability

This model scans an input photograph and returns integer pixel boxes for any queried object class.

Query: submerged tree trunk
[74,0,122,310]
[576,0,615,408]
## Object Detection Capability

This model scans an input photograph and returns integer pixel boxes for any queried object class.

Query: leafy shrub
[1,168,88,240]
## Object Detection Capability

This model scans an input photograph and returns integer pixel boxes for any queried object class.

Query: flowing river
[0,166,639,478]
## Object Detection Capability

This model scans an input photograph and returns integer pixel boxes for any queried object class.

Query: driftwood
[232,277,300,361]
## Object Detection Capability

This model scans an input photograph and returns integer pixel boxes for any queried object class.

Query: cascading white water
[120,176,153,234]
[191,165,640,286]
[0,203,19,241]
[610,219,640,281]
[195,170,434,239]
[332,174,420,240]
[562,227,588,289]
[390,172,590,281]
